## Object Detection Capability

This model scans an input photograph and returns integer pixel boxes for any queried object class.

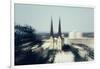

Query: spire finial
[58,17,62,37]
[50,16,54,37]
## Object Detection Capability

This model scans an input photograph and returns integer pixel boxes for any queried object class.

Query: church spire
[50,17,54,37]
[58,17,62,37]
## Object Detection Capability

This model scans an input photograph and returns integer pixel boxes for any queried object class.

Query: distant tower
[49,17,54,50]
[58,17,62,38]
[50,17,54,38]
[57,17,64,51]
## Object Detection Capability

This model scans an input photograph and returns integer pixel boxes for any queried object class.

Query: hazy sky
[14,4,94,33]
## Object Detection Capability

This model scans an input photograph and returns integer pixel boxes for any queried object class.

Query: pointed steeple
[50,17,54,37]
[58,17,62,37]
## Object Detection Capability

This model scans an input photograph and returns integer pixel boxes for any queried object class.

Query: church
[49,17,64,51]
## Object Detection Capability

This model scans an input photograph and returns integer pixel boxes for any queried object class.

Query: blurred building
[48,17,64,51]
[69,31,83,39]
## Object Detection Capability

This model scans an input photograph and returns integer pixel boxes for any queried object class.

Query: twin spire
[50,17,54,37]
[50,17,62,38]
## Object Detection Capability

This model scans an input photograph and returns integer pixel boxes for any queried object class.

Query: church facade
[49,17,64,51]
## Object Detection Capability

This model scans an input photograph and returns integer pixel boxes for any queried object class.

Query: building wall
[64,38,94,48]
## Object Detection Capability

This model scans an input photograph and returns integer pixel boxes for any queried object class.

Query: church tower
[57,17,64,51]
[58,18,62,38]
[49,17,54,50]
[50,17,54,38]
[49,17,64,51]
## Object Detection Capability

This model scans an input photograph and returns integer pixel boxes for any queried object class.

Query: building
[49,17,64,51]
[69,31,83,39]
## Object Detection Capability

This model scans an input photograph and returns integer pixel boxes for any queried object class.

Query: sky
[14,4,94,33]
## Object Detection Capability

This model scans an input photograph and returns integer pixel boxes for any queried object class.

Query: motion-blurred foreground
[15,18,94,65]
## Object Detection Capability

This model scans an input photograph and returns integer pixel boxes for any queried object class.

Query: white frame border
[10,0,95,69]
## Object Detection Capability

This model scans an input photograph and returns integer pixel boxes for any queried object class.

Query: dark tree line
[15,25,43,65]
[15,25,42,46]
